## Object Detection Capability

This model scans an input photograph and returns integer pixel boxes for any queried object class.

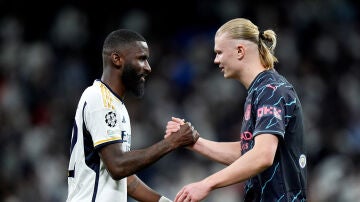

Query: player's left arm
[127,175,171,202]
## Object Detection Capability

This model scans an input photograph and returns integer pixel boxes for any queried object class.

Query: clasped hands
[164,117,209,202]
[165,117,200,147]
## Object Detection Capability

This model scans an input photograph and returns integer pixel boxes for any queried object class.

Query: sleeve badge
[105,111,117,127]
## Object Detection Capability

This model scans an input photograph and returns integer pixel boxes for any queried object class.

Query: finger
[186,122,196,131]
[178,192,188,202]
[192,130,200,141]
[176,189,189,202]
[167,120,180,126]
[166,122,180,130]
[172,117,185,124]
[166,125,181,133]
[165,127,180,135]
[175,189,184,202]
[166,124,181,132]
[167,122,181,129]
[165,125,180,138]
[186,122,195,133]
[167,124,179,129]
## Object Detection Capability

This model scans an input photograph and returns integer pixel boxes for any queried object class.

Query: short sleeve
[252,84,293,138]
[83,91,125,150]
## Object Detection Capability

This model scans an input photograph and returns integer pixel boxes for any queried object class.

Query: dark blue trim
[68,170,74,177]
[70,120,78,155]
[68,118,79,178]
[94,139,123,151]
[82,101,100,201]
[92,169,100,202]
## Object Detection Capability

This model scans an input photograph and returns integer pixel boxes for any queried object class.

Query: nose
[144,62,151,74]
[214,55,219,64]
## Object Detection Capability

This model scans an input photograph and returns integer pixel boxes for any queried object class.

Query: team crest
[105,111,117,127]
[299,154,306,168]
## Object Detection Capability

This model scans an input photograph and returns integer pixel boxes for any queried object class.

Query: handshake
[164,117,200,148]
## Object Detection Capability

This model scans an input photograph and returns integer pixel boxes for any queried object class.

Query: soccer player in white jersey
[67,29,199,202]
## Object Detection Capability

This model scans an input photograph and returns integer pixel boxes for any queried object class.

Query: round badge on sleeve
[299,154,306,168]
[105,111,117,127]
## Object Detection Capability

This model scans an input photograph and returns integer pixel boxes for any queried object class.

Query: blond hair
[216,18,278,69]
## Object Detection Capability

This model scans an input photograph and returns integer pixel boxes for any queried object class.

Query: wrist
[163,137,176,150]
[190,137,202,151]
[202,176,216,191]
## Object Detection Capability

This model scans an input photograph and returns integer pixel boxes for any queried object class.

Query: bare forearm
[204,147,271,189]
[191,138,241,165]
[127,175,161,202]
[100,122,197,180]
[120,140,173,176]
[101,139,175,180]
[204,134,278,189]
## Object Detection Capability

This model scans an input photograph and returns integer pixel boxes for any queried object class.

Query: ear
[111,52,124,68]
[237,45,245,60]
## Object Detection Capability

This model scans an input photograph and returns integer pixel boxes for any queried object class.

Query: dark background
[0,0,359,201]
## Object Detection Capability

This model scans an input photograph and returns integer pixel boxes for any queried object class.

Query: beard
[121,64,145,98]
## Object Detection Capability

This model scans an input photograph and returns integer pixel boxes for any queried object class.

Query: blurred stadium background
[0,0,359,201]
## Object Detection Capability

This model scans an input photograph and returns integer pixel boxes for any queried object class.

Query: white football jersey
[67,79,131,202]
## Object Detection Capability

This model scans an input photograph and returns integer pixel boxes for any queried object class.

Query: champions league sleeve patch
[105,111,117,127]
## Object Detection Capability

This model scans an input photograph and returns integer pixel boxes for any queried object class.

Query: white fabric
[159,196,173,202]
[67,80,131,202]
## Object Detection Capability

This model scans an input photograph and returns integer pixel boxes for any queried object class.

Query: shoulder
[259,71,294,92]
[80,81,104,108]
[82,84,101,99]
[250,71,296,103]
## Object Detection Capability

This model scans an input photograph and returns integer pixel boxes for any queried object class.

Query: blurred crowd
[0,0,359,201]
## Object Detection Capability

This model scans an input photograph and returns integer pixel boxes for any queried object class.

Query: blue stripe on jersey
[277,194,285,202]
[70,120,78,155]
[260,162,279,201]
[82,102,100,202]
[68,107,82,178]
[292,190,302,202]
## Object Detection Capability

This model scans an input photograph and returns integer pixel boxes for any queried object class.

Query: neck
[238,61,267,90]
[101,69,126,99]
[243,67,267,89]
[237,47,267,89]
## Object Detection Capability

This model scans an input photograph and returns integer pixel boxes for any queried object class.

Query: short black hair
[102,29,146,54]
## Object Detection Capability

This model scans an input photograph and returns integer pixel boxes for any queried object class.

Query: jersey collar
[95,79,125,104]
